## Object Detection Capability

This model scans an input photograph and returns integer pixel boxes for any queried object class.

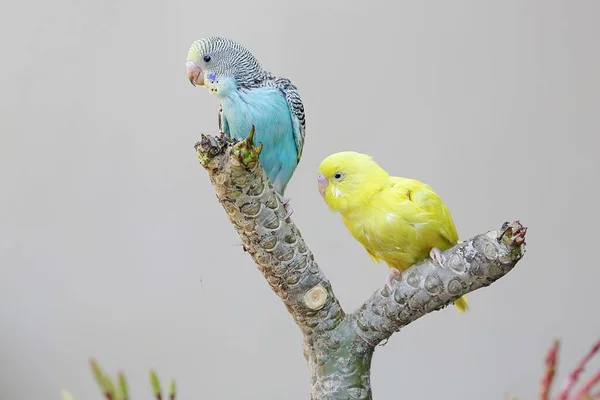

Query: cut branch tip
[195,134,228,166]
[497,220,527,251]
[304,284,328,310]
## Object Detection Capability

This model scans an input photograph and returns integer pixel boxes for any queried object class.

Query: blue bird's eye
[203,55,211,62]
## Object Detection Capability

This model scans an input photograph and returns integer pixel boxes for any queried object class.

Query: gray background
[1,1,599,399]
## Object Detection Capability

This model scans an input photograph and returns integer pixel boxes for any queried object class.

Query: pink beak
[317,174,329,197]
[186,61,204,86]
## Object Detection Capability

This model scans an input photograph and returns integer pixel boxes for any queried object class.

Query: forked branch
[194,130,528,400]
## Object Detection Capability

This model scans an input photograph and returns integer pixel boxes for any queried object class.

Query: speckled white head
[186,36,266,95]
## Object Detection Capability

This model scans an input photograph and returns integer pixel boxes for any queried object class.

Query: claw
[276,193,293,219]
[283,202,294,219]
[276,192,287,204]
[429,247,445,267]
[385,268,401,291]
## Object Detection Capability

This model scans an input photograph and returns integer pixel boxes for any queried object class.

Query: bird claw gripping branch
[232,125,263,167]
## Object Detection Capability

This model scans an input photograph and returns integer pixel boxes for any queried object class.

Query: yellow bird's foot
[429,247,445,267]
[385,268,401,291]
[276,193,294,219]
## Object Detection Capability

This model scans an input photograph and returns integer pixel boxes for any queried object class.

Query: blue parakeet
[186,37,306,217]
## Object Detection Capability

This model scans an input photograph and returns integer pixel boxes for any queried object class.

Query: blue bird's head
[186,37,265,96]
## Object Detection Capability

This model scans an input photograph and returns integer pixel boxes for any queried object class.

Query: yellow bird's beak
[186,61,204,86]
[317,174,329,197]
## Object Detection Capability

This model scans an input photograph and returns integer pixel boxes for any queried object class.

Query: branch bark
[194,131,528,400]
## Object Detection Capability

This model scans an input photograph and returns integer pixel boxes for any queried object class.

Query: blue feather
[220,85,299,196]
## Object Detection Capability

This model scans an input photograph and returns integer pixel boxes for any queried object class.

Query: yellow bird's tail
[451,239,469,314]
[453,295,469,313]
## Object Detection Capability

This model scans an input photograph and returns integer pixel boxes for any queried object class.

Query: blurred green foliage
[61,358,176,400]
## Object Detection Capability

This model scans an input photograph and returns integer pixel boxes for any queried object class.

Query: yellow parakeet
[317,151,468,313]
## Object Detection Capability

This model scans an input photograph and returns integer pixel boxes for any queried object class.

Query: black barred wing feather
[275,77,306,163]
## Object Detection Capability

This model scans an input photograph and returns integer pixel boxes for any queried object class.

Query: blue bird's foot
[429,247,445,267]
[283,203,293,219]
[276,193,294,219]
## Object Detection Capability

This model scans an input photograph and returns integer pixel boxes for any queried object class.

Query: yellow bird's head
[317,151,389,213]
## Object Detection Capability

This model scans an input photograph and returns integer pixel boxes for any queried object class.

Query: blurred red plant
[540,338,600,400]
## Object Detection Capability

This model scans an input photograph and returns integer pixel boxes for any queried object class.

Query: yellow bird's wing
[387,179,468,314]
[393,178,459,248]
[338,176,459,270]
[366,177,467,312]
[370,178,459,258]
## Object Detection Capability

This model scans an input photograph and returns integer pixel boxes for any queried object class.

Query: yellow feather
[318,151,468,313]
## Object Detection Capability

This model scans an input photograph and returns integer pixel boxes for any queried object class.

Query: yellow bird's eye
[333,172,344,181]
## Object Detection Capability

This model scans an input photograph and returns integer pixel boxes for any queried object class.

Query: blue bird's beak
[186,61,204,86]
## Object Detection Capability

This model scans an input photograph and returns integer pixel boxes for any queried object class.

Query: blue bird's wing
[274,78,306,163]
